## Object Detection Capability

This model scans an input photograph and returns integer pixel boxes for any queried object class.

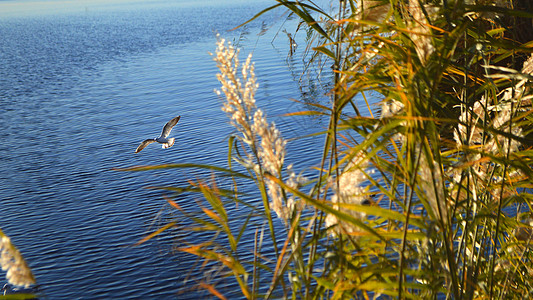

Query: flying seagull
[135,116,181,153]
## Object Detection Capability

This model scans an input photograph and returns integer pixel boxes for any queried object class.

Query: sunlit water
[0,0,332,298]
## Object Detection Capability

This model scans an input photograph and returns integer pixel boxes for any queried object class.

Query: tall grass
[125,0,533,298]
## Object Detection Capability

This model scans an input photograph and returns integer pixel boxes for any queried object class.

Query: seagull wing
[135,139,156,153]
[160,116,181,138]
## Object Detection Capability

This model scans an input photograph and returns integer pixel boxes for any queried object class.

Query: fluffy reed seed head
[522,53,533,75]
[451,96,524,204]
[0,235,35,288]
[252,109,286,175]
[326,153,371,235]
[214,37,257,146]
[450,55,533,204]
[455,54,533,153]
[454,94,525,155]
[418,152,448,222]
[408,0,436,65]
[356,0,390,23]
[252,108,291,220]
[214,38,302,222]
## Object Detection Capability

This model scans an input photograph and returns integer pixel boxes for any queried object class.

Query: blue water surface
[0,0,331,298]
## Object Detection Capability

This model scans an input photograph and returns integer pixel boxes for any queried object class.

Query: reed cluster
[130,0,533,298]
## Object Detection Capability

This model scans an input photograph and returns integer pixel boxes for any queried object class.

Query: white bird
[135,116,181,153]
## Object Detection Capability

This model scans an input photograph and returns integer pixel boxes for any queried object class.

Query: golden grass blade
[282,110,328,117]
[198,282,228,300]
[113,163,251,179]
[165,196,184,212]
[177,245,247,275]
[134,222,176,246]
[200,207,223,225]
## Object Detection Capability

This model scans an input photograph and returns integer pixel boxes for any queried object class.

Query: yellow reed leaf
[134,222,176,246]
[198,282,227,300]
[164,196,183,211]
[201,207,223,224]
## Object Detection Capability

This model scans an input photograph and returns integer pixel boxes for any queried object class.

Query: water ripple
[0,0,326,298]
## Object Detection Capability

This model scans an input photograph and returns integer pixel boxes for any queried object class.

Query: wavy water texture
[0,1,329,298]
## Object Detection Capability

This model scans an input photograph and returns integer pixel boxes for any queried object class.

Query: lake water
[0,0,330,298]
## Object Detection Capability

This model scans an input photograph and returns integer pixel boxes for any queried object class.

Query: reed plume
[408,0,436,65]
[214,37,256,148]
[0,231,35,288]
[451,54,533,204]
[214,37,303,222]
[325,152,372,235]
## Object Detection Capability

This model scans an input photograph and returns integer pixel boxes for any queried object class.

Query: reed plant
[124,0,533,298]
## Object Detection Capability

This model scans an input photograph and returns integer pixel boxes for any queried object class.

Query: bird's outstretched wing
[135,139,156,153]
[160,116,181,138]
